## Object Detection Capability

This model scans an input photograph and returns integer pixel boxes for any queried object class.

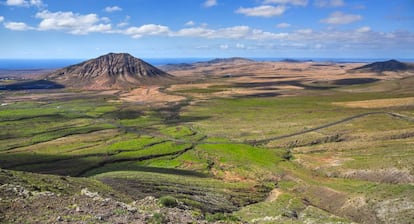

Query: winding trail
[244,112,414,145]
[100,111,414,146]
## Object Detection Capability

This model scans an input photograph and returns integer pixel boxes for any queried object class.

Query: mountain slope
[46,53,174,90]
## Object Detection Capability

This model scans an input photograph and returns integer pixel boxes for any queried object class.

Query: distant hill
[159,63,195,72]
[45,53,173,90]
[160,57,255,72]
[206,57,254,64]
[280,59,313,63]
[352,59,413,72]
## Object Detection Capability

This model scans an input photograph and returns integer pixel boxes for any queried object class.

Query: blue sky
[0,0,413,59]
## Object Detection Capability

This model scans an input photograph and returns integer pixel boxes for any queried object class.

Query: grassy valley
[0,59,413,223]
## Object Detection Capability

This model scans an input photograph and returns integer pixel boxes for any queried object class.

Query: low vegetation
[1,61,413,223]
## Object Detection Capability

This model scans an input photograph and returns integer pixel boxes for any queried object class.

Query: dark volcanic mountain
[45,53,173,89]
[352,59,412,72]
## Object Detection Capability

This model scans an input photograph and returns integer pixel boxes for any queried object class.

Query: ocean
[0,58,413,70]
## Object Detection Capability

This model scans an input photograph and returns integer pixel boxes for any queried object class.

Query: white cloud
[236,5,287,17]
[185,20,195,26]
[321,11,362,25]
[174,27,214,37]
[4,22,32,31]
[117,22,129,27]
[251,29,288,39]
[35,10,112,34]
[173,25,288,40]
[5,0,44,7]
[105,6,122,13]
[296,28,312,34]
[2,5,410,55]
[203,0,217,8]
[117,16,130,27]
[214,26,251,38]
[263,0,308,6]
[314,44,324,49]
[236,43,245,49]
[356,26,371,33]
[196,45,210,49]
[243,29,414,53]
[314,0,344,7]
[220,44,229,49]
[5,0,28,6]
[277,22,291,28]
[175,26,242,39]
[175,26,253,39]
[101,17,111,23]
[125,24,170,38]
[29,0,43,7]
[85,24,112,33]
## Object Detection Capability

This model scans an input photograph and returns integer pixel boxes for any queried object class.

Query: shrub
[205,213,240,222]
[282,149,293,161]
[149,213,166,224]
[159,196,178,208]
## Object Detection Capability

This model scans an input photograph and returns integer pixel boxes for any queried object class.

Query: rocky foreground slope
[0,169,215,223]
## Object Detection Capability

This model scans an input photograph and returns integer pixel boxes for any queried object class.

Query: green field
[1,76,413,223]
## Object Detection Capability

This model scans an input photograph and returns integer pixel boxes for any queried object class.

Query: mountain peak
[46,53,173,90]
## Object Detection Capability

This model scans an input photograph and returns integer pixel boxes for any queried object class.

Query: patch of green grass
[85,105,118,117]
[107,135,162,152]
[141,159,182,168]
[110,141,191,160]
[119,113,162,127]
[28,123,116,144]
[200,143,281,167]
[159,126,194,138]
[205,212,240,222]
[190,143,283,180]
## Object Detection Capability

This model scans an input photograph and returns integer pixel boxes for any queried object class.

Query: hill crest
[352,59,412,72]
[206,57,254,64]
